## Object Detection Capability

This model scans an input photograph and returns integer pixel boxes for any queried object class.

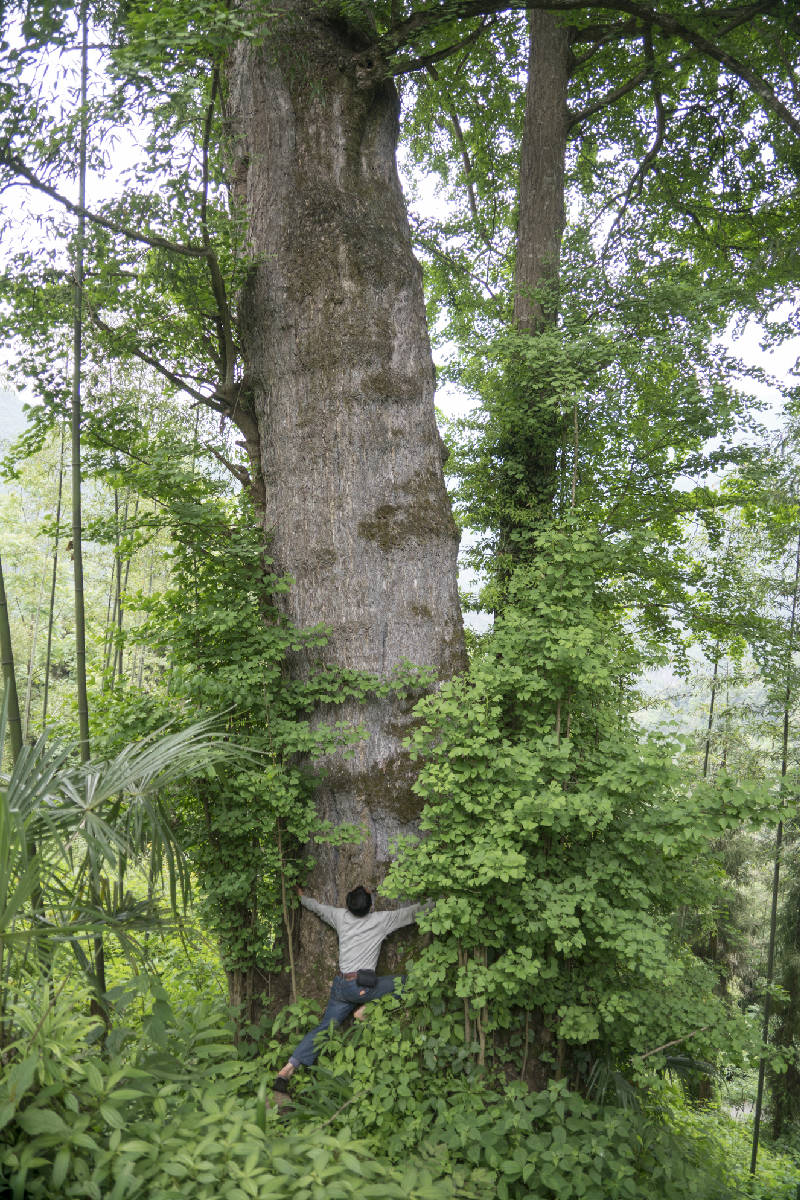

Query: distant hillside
[0,389,28,444]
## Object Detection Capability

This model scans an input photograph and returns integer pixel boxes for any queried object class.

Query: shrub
[287,995,800,1200]
[0,980,459,1200]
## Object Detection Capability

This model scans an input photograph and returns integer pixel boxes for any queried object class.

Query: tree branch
[381,0,800,138]
[713,1,786,37]
[603,27,667,245]
[35,396,175,481]
[568,62,652,128]
[0,153,209,258]
[200,68,237,391]
[86,305,228,414]
[390,17,492,75]
[413,221,499,298]
[205,442,252,488]
[677,204,712,239]
[636,1024,710,1060]
[599,3,800,134]
[25,396,243,523]
[570,18,644,49]
[425,62,493,247]
[768,29,800,108]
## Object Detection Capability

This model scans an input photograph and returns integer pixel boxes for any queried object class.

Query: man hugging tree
[273,885,425,1096]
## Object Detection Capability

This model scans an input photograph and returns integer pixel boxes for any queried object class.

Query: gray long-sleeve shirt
[300,895,424,974]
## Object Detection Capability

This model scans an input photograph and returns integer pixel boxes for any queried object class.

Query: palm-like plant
[0,700,247,1039]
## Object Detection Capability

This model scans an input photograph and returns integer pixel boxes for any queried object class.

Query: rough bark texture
[496,10,573,554]
[514,10,572,332]
[224,2,466,1003]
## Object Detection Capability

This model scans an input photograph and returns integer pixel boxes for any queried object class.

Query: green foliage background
[2,0,800,1194]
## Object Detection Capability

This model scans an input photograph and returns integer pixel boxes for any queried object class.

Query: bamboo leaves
[0,716,249,1013]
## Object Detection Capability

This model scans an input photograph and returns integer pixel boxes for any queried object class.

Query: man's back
[300,895,423,973]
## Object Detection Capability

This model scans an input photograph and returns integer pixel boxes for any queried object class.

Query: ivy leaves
[384,520,778,1081]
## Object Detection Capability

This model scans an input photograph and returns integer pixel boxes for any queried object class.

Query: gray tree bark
[225,2,466,1003]
[513,11,572,333]
[509,11,573,1089]
[496,10,573,557]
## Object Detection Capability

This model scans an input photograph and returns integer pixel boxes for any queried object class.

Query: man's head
[346,885,372,917]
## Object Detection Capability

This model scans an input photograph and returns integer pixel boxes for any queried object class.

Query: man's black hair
[346,885,372,917]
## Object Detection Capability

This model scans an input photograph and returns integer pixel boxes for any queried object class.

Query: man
[273,884,425,1094]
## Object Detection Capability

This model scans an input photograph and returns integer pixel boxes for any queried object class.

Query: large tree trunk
[508,11,573,1088]
[225,2,466,1003]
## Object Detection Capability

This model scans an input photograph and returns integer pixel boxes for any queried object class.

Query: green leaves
[378,522,776,1082]
[0,978,465,1200]
[0,715,251,1010]
[16,1108,69,1136]
[297,1001,791,1200]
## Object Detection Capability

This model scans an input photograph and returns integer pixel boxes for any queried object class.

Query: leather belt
[340,971,359,980]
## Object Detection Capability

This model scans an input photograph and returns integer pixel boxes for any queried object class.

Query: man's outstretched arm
[297,889,342,931]
[376,900,431,935]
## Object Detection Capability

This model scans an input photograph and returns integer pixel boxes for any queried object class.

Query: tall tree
[727,423,800,1158]
[1,0,799,1008]
[42,422,66,728]
[223,3,467,994]
[514,10,571,334]
[70,0,90,765]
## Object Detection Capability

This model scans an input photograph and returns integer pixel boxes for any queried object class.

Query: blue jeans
[289,973,402,1067]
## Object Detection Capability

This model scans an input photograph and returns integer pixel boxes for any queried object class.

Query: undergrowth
[2,973,798,1200]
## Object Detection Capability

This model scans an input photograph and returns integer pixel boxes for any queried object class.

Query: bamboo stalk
[722,662,730,772]
[0,554,24,764]
[570,400,578,509]
[702,652,719,779]
[110,489,123,690]
[71,0,106,1014]
[521,1010,530,1081]
[481,944,489,1067]
[458,945,471,1045]
[71,0,90,765]
[102,555,116,679]
[137,544,157,688]
[751,527,800,1176]
[42,421,66,727]
[116,493,138,685]
[475,946,487,1066]
[23,552,50,740]
[0,553,47,989]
